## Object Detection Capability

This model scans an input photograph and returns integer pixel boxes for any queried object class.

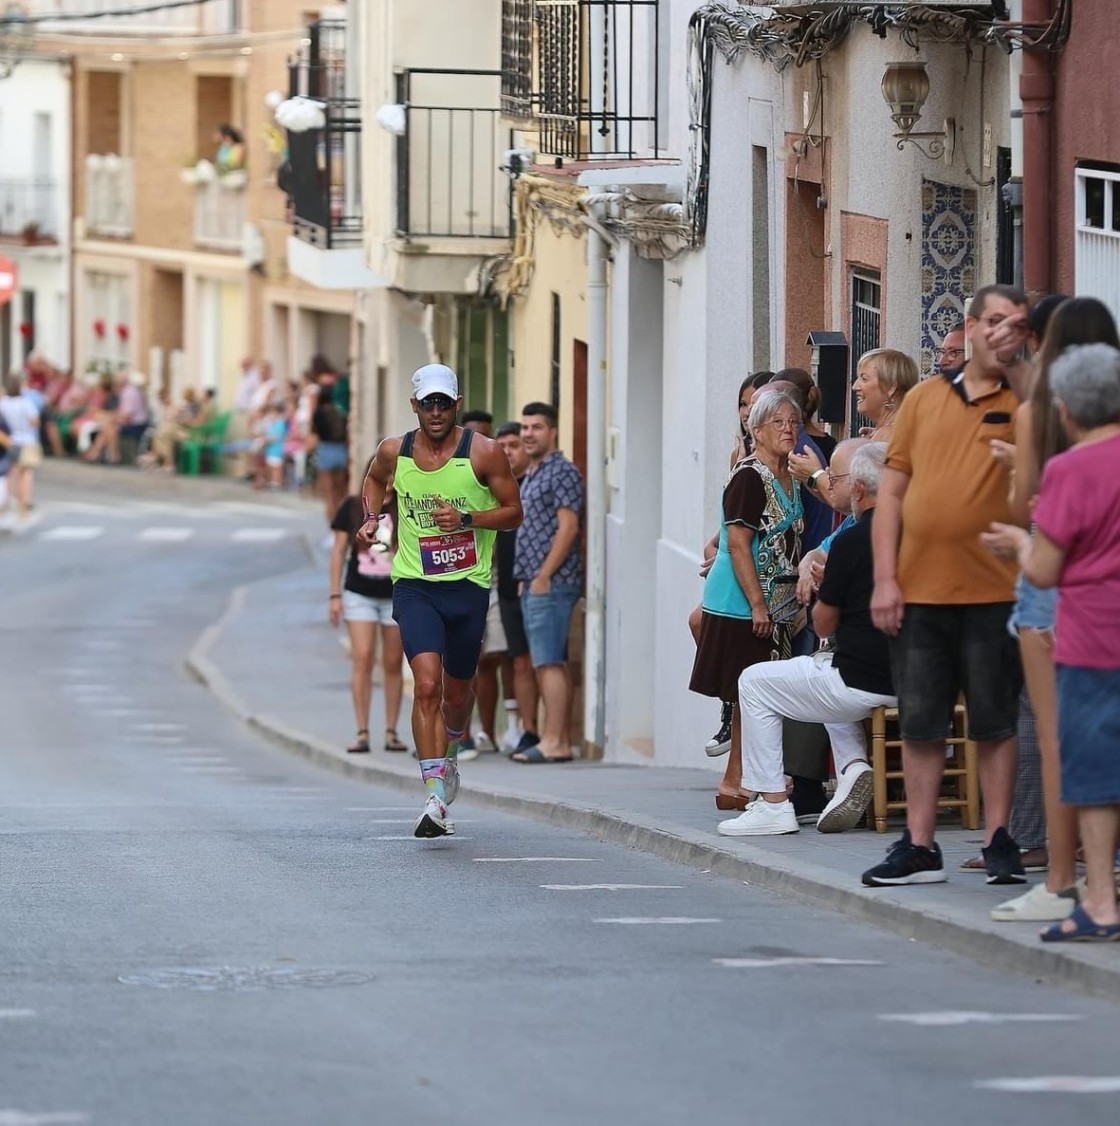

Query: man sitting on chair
[718,442,897,837]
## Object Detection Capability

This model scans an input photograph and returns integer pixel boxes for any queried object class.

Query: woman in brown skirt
[690,389,804,811]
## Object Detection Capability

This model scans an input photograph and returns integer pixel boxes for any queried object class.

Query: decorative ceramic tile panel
[921,179,977,377]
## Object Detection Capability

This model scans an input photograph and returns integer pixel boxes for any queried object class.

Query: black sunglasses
[418,395,455,412]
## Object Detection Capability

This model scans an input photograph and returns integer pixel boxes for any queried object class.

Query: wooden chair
[867,702,981,832]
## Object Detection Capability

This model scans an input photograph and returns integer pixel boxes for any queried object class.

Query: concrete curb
[187,583,1120,1004]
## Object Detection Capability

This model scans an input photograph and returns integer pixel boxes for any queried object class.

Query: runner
[358,364,523,837]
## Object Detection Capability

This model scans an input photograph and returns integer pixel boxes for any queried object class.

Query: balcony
[396,69,513,241]
[191,172,246,253]
[85,154,133,238]
[283,18,380,289]
[32,0,243,35]
[0,178,60,245]
[500,0,661,161]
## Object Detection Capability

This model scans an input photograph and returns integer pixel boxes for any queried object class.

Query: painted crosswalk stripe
[133,723,187,733]
[881,1012,1082,1027]
[596,918,722,925]
[231,528,288,543]
[976,1077,1120,1094]
[474,857,604,863]
[541,884,684,891]
[0,1009,35,1019]
[40,526,104,541]
[0,1111,91,1124]
[138,527,194,542]
[715,957,884,968]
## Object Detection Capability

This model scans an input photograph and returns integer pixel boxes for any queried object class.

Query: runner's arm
[469,439,523,531]
[357,438,400,546]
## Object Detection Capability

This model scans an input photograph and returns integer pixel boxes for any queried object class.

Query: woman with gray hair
[690,389,806,812]
[983,342,1120,942]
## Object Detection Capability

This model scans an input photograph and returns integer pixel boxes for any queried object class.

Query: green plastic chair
[178,410,233,476]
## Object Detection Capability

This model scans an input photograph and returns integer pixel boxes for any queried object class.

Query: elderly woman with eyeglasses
[690,389,805,812]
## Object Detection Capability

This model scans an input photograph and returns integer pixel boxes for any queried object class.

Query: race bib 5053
[419,530,478,577]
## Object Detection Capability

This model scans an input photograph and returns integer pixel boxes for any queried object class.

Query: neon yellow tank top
[391,427,497,588]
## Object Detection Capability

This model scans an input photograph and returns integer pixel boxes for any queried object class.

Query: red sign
[0,256,16,308]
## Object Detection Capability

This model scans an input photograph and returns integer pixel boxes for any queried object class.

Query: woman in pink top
[984,342,1120,943]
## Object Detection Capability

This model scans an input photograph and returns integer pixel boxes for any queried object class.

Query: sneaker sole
[816,772,874,834]
[445,762,461,804]
[705,742,732,757]
[414,814,455,839]
[717,824,799,837]
[862,869,947,887]
[986,871,1028,886]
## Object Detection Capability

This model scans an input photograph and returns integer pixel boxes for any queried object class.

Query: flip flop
[511,746,574,765]
[1039,903,1120,944]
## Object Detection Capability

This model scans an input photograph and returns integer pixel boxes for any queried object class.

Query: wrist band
[329,594,341,600]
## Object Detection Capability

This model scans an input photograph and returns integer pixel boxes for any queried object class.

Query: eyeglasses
[765,417,800,431]
[939,347,965,358]
[827,472,849,487]
[417,395,455,412]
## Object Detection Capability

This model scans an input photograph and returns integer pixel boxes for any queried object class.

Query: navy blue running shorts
[392,578,491,681]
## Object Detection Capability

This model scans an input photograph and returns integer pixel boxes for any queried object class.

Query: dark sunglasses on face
[418,395,455,412]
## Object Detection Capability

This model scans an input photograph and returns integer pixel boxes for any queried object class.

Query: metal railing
[193,176,245,252]
[286,18,363,250]
[0,177,59,241]
[396,69,513,240]
[85,155,133,238]
[31,0,242,35]
[500,0,661,161]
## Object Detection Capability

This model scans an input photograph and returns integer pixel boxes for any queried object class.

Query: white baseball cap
[411,363,459,401]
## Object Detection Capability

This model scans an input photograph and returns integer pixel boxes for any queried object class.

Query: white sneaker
[473,731,496,753]
[718,799,799,837]
[414,795,454,838]
[991,882,1078,922]
[444,760,460,804]
[816,762,874,834]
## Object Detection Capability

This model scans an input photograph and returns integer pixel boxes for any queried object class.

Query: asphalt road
[3,473,1120,1126]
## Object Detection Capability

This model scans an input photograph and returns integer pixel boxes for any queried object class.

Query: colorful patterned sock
[420,757,448,803]
[445,727,465,760]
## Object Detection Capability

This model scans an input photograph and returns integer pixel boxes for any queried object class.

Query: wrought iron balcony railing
[84,154,133,238]
[31,0,243,35]
[500,0,661,161]
[285,18,362,250]
[396,68,513,241]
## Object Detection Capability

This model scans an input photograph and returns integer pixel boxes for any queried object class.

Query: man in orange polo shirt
[865,284,1027,887]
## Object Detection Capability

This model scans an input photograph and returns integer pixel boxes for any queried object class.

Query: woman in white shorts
[329,490,407,753]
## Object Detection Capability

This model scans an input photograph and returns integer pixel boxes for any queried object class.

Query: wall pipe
[1020,0,1056,300]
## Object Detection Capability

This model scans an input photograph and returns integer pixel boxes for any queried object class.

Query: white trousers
[738,651,897,794]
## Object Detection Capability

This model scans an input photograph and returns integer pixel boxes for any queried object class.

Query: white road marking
[132,723,187,733]
[61,684,114,694]
[39,526,104,541]
[176,766,243,774]
[373,835,472,841]
[90,708,150,718]
[715,957,884,968]
[345,807,415,812]
[216,501,298,520]
[138,527,194,543]
[0,1112,91,1125]
[540,884,685,891]
[167,757,229,764]
[474,857,604,863]
[881,1012,1083,1027]
[52,501,115,514]
[596,917,722,925]
[230,528,287,543]
[976,1077,1120,1094]
[0,1009,35,1019]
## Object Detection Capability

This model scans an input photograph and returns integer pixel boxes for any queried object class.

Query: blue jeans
[521,583,581,668]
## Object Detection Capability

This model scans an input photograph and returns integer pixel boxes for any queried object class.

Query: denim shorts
[316,441,347,472]
[1057,664,1120,804]
[521,583,581,668]
[1008,573,1058,635]
[342,589,395,626]
[891,602,1022,742]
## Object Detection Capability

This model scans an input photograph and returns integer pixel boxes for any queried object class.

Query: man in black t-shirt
[718,443,897,839]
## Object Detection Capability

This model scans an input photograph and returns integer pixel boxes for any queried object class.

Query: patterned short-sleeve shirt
[513,451,585,585]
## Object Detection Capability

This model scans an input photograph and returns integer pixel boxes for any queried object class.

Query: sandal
[1040,903,1120,944]
[347,729,371,755]
[716,783,749,812]
[384,729,408,753]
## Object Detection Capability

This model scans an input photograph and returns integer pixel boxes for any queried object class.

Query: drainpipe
[1020,0,1055,300]
[1003,0,1025,289]
[582,219,610,761]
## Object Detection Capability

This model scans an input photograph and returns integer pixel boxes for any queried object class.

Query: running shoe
[983,826,1028,886]
[444,759,461,804]
[452,735,480,763]
[861,830,946,886]
[414,795,454,838]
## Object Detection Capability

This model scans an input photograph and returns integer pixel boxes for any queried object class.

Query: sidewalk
[188,560,1120,1002]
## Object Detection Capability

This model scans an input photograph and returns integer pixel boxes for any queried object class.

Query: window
[849,271,881,437]
[1075,164,1120,325]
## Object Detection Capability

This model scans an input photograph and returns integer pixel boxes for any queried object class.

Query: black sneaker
[515,730,541,753]
[705,701,734,757]
[862,831,947,887]
[983,826,1028,885]
[790,776,828,824]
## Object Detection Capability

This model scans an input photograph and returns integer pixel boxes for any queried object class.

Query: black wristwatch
[459,511,473,529]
